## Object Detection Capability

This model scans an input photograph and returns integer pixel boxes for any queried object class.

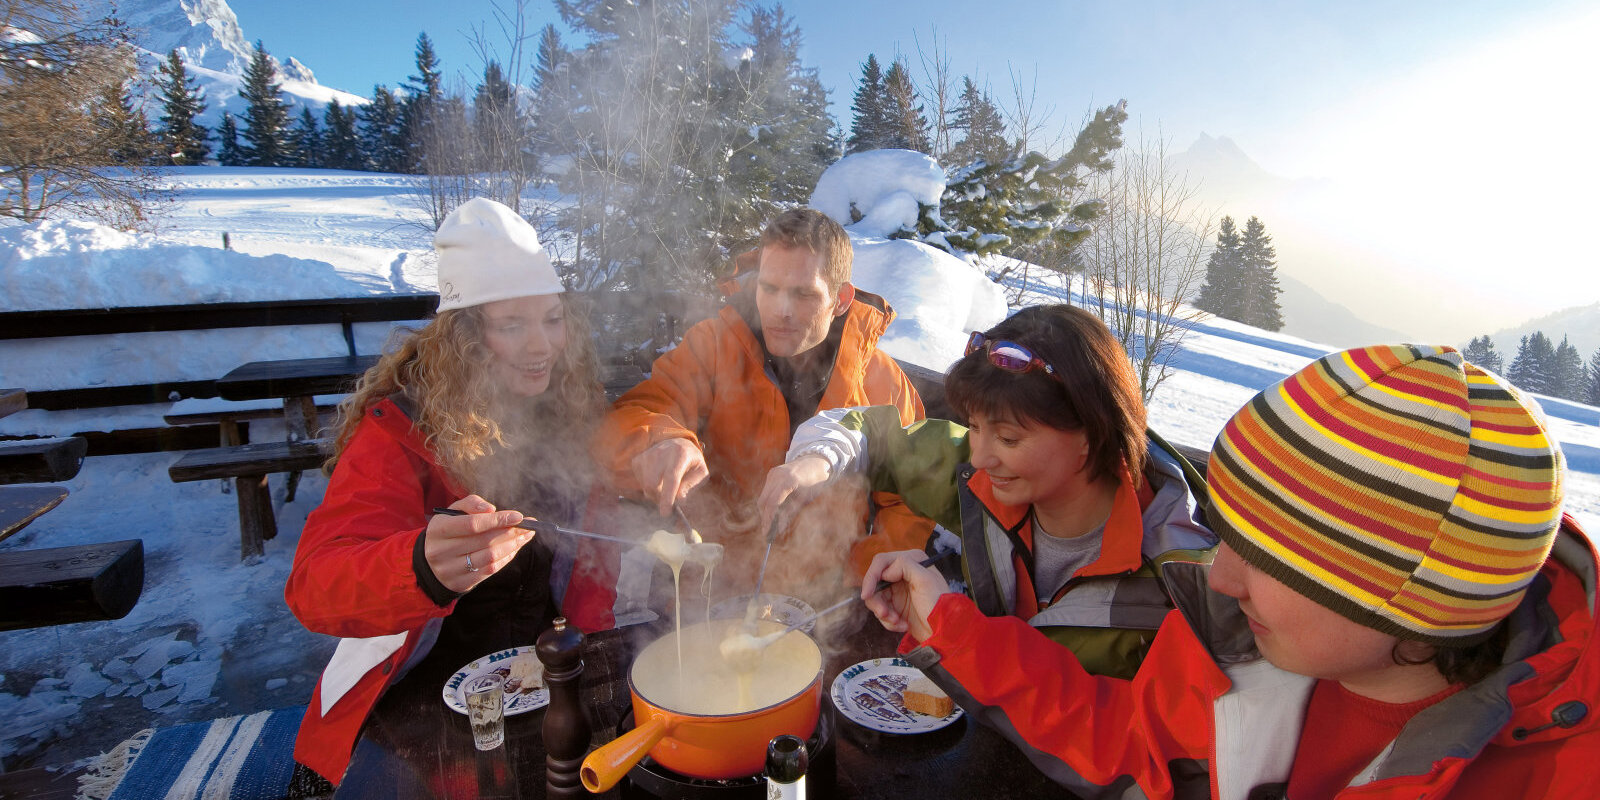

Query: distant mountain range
[1488,304,1600,363]
[84,0,365,125]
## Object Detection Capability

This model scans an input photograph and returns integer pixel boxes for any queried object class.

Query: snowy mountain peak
[88,0,253,76]
[281,56,316,84]
[1180,133,1266,176]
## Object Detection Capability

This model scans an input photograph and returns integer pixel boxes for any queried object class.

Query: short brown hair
[759,208,852,289]
[944,305,1148,485]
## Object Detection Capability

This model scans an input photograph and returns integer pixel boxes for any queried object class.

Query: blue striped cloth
[80,706,304,800]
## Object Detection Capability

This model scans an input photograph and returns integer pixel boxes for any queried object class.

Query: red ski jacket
[284,396,617,784]
[903,516,1599,799]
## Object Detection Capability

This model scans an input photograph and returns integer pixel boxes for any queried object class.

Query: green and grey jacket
[788,405,1215,678]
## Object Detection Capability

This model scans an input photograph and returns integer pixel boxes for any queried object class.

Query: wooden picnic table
[217,355,378,441]
[0,484,68,543]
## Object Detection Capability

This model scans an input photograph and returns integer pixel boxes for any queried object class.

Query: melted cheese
[633,619,821,715]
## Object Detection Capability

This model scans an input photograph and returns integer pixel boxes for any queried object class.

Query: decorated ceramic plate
[829,657,964,734]
[442,646,549,716]
[710,593,816,633]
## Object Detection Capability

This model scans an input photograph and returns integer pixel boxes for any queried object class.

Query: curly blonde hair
[326,294,604,492]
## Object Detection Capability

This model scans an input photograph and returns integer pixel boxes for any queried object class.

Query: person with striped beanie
[857,344,1599,800]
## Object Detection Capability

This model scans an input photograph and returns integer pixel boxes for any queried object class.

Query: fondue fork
[429,507,636,546]
[743,549,960,650]
[742,514,785,633]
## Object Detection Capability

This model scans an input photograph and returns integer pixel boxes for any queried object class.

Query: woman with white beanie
[284,198,619,785]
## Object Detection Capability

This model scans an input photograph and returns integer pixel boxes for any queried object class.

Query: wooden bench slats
[0,539,143,632]
[0,436,87,484]
[168,439,328,483]
[169,439,328,560]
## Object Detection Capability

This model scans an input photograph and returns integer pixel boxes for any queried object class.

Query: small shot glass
[464,673,506,751]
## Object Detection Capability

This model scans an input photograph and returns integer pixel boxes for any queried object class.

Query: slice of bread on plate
[901,676,953,717]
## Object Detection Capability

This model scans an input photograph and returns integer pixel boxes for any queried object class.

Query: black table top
[335,607,1078,800]
[217,355,378,402]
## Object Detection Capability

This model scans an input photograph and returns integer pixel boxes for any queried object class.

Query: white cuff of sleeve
[790,441,841,480]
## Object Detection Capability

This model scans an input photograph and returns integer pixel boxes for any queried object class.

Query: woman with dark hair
[285,199,619,786]
[760,304,1215,679]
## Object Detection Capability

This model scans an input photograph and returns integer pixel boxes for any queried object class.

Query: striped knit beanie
[1207,344,1563,644]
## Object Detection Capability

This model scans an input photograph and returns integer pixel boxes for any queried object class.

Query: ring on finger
[464,552,479,573]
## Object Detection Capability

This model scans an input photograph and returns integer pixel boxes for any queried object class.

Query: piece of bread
[901,676,953,717]
[506,653,545,694]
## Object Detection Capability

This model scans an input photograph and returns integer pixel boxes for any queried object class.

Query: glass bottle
[765,734,808,800]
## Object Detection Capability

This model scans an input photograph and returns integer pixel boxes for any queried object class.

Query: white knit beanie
[434,198,561,312]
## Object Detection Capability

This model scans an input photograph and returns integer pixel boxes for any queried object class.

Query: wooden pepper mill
[537,616,588,799]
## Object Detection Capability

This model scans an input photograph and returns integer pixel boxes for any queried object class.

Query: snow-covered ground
[1,166,1596,772]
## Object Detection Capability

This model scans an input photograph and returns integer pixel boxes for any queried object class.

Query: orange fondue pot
[581,619,823,792]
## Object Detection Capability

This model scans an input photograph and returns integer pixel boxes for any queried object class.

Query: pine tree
[544,0,792,290]
[95,77,155,165]
[400,32,443,173]
[846,54,890,154]
[1553,336,1585,401]
[473,60,525,177]
[154,49,209,166]
[239,41,289,167]
[529,23,570,165]
[882,58,930,153]
[1508,332,1557,395]
[1194,216,1243,319]
[1236,216,1283,331]
[933,100,1125,271]
[217,112,244,166]
[322,99,362,170]
[946,76,1010,168]
[359,85,406,173]
[1586,347,1600,406]
[722,3,835,237]
[1461,335,1505,374]
[288,106,321,168]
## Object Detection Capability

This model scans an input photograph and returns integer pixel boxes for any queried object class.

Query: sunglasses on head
[965,331,1060,381]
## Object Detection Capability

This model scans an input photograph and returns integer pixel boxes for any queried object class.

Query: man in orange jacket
[594,208,933,602]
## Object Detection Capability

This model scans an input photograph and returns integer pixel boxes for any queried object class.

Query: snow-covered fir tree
[217,112,243,166]
[721,3,836,247]
[931,100,1124,276]
[1195,216,1243,319]
[1236,216,1283,331]
[288,106,321,168]
[359,86,406,173]
[239,41,289,167]
[1462,335,1505,374]
[1508,332,1556,395]
[846,54,891,153]
[543,0,827,291]
[322,99,362,170]
[1586,346,1600,406]
[155,49,209,166]
[1552,335,1585,401]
